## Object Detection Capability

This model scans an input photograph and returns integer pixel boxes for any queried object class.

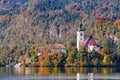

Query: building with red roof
[50,43,67,53]
[90,41,97,46]
[88,41,100,52]
[82,35,100,52]
[77,24,101,52]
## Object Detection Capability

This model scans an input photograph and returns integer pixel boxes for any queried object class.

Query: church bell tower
[77,24,84,51]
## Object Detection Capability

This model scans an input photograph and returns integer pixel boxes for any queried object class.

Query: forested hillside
[0,0,120,66]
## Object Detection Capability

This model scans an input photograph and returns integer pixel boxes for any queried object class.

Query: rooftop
[51,43,66,49]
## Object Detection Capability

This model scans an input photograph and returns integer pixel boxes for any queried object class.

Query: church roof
[84,35,97,46]
[89,42,97,46]
[51,43,66,49]
[84,38,89,46]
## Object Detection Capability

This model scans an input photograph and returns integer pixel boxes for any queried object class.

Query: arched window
[80,33,82,36]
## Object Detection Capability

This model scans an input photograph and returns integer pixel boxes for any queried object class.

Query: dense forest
[0,0,120,66]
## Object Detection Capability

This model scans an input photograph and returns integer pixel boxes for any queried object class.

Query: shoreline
[1,65,120,68]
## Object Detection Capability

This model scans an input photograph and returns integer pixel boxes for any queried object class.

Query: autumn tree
[102,38,112,55]
[102,55,110,66]
[0,52,7,66]
[117,42,120,56]
[29,46,37,62]
[113,19,120,30]
[41,55,54,67]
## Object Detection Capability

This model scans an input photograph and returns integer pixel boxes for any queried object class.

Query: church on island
[77,24,101,52]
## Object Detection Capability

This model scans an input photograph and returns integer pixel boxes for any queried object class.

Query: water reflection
[0,67,120,80]
[9,67,120,75]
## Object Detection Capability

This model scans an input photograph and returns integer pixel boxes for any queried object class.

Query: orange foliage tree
[65,4,72,11]
[113,19,120,30]
[94,15,107,27]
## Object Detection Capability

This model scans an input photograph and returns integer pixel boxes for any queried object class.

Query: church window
[80,33,82,36]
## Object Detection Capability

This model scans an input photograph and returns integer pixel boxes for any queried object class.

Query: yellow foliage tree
[102,55,110,66]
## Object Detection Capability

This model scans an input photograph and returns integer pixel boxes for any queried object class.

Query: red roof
[84,38,89,46]
[89,42,97,46]
[37,47,47,53]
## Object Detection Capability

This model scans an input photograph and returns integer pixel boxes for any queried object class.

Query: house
[50,43,67,53]
[36,47,48,56]
[36,44,66,55]
[88,42,99,52]
[84,36,100,52]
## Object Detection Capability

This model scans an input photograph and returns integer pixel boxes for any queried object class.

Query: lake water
[0,67,120,80]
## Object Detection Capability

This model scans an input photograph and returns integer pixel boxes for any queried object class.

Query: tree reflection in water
[13,67,116,75]
[0,67,120,80]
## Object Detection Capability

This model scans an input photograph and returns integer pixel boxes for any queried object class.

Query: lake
[0,67,120,80]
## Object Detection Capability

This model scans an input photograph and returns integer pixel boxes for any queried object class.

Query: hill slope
[0,0,120,63]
